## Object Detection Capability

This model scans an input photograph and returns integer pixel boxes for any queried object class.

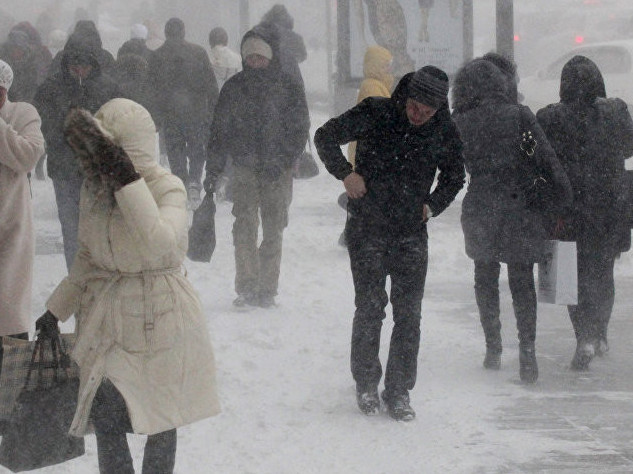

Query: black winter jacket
[452,59,572,263]
[33,42,121,180]
[314,72,465,237]
[147,37,218,127]
[537,55,633,254]
[205,25,310,183]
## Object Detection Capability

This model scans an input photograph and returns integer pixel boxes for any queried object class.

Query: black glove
[35,310,59,338]
[95,143,140,190]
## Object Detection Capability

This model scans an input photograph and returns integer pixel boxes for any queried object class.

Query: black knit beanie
[408,65,449,108]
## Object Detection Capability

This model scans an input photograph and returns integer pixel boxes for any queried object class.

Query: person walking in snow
[147,17,219,209]
[314,66,465,421]
[35,98,220,473]
[537,55,633,370]
[203,24,309,309]
[0,60,45,342]
[451,57,572,383]
[33,33,121,270]
[208,26,241,90]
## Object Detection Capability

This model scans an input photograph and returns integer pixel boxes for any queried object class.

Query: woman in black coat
[537,55,633,370]
[452,58,572,383]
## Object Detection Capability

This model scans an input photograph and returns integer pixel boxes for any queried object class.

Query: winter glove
[35,310,59,338]
[64,108,141,190]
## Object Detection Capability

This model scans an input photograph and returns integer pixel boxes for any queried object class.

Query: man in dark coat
[117,23,152,62]
[33,38,121,269]
[148,17,218,208]
[203,24,309,309]
[537,55,633,370]
[314,67,465,421]
[0,29,39,103]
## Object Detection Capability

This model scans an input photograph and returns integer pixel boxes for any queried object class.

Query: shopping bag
[0,333,78,420]
[187,192,216,262]
[0,333,84,472]
[537,240,578,305]
[292,140,319,179]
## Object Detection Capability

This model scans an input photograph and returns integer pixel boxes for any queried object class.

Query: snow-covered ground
[20,108,633,473]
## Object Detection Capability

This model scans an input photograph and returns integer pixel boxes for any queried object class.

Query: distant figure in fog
[259,3,307,86]
[148,17,218,209]
[0,60,45,342]
[451,58,572,383]
[117,23,152,61]
[208,27,241,90]
[537,55,633,371]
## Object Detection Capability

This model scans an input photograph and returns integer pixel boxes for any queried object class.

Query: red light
[575,35,584,44]
[514,34,520,42]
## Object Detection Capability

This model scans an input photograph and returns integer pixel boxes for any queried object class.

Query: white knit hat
[130,23,148,40]
[0,60,13,91]
[241,37,273,61]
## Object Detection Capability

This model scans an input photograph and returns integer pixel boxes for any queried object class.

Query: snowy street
[23,113,633,474]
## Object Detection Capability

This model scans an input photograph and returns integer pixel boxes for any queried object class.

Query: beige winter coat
[0,100,45,336]
[47,98,220,436]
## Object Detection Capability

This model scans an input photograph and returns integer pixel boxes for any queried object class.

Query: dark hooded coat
[0,30,39,103]
[48,21,115,78]
[117,38,152,62]
[205,24,310,183]
[33,39,121,180]
[260,4,306,85]
[314,71,465,238]
[452,59,572,263]
[537,55,633,254]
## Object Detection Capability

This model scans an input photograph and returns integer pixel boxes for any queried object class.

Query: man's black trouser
[567,243,615,344]
[474,260,536,348]
[163,120,208,188]
[90,380,177,474]
[347,229,428,395]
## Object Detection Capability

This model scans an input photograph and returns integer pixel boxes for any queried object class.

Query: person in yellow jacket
[339,45,393,246]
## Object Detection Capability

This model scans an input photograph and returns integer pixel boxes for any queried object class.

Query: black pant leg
[507,262,537,346]
[142,429,177,474]
[474,260,502,350]
[384,235,428,394]
[348,233,389,390]
[163,122,188,185]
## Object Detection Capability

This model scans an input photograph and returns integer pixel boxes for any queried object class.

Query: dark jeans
[474,260,537,348]
[91,380,177,474]
[0,332,28,380]
[347,231,428,395]
[52,174,83,270]
[163,121,207,188]
[567,243,615,344]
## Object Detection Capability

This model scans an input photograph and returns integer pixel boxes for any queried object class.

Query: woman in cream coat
[38,98,219,473]
[0,60,45,339]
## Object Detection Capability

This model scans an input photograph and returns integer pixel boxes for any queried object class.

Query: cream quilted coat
[0,100,45,336]
[46,98,220,436]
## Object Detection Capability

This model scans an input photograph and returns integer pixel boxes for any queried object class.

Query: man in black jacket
[204,24,309,309]
[33,38,120,269]
[314,66,465,421]
[148,17,218,209]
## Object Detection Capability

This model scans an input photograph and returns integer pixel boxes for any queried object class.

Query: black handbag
[518,106,556,212]
[187,192,216,262]
[0,333,84,472]
[292,140,320,179]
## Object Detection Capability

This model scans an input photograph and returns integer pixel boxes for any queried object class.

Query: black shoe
[258,294,276,308]
[570,342,595,371]
[233,293,258,308]
[382,390,415,422]
[483,348,501,370]
[356,387,380,416]
[519,345,538,383]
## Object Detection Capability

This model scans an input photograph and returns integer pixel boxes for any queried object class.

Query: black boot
[570,341,595,371]
[356,385,380,416]
[519,344,538,383]
[483,347,501,370]
[382,389,415,422]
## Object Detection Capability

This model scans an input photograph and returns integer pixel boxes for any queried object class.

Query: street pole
[239,0,250,38]
[496,0,514,61]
